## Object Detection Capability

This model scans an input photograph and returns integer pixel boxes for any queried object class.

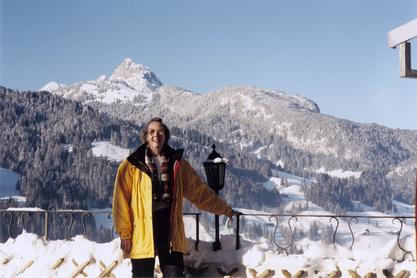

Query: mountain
[41,58,417,208]
[40,58,162,105]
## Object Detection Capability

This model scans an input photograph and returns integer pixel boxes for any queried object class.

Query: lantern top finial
[207,144,223,160]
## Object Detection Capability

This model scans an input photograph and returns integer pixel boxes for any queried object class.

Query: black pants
[131,207,185,277]
[131,250,184,277]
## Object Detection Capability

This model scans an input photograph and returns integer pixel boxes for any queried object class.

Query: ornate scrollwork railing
[0,209,201,250]
[233,213,416,262]
[1,209,415,261]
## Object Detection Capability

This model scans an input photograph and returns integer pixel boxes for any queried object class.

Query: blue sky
[1,0,417,130]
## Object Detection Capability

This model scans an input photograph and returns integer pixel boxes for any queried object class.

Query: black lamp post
[203,144,227,251]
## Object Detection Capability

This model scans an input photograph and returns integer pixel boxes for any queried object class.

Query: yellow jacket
[112,144,232,259]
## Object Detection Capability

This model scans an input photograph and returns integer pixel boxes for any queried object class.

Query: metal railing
[1,209,415,262]
[0,209,201,250]
[233,213,416,262]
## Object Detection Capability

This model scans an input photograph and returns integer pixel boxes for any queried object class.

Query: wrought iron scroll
[348,217,358,249]
[20,211,29,232]
[64,212,74,240]
[392,217,414,261]
[0,210,203,246]
[329,216,339,245]
[269,215,298,255]
[3,211,14,238]
[1,209,415,263]
[81,212,91,237]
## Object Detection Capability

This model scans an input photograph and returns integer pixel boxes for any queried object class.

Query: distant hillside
[0,87,281,210]
[0,87,142,209]
[41,58,417,210]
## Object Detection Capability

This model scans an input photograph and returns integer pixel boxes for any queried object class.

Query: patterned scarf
[145,148,172,203]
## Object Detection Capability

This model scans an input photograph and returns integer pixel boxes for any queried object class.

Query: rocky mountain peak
[110,58,162,91]
[39,58,163,105]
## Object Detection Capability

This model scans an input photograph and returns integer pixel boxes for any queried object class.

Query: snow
[387,164,415,178]
[275,160,285,168]
[215,86,319,118]
[316,167,362,179]
[344,148,355,160]
[110,58,162,92]
[91,141,130,162]
[100,86,146,104]
[263,177,280,191]
[0,223,414,277]
[392,200,415,216]
[0,167,25,205]
[6,207,44,212]
[96,75,107,82]
[259,171,416,275]
[80,83,98,94]
[239,140,253,150]
[40,58,162,105]
[286,132,338,156]
[0,168,21,196]
[270,169,316,185]
[64,144,73,153]
[274,122,292,133]
[0,196,26,204]
[252,146,266,159]
[40,81,63,92]
[218,91,273,119]
[212,157,228,164]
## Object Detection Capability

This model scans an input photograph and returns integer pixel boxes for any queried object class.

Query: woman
[112,117,236,277]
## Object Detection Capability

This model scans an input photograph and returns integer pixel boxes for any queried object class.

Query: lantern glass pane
[218,165,224,184]
[204,161,226,192]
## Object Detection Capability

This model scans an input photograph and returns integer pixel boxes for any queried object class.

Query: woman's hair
[140,117,171,143]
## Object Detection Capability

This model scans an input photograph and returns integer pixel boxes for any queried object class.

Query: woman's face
[146,121,166,155]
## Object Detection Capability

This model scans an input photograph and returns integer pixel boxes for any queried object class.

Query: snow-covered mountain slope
[40,58,162,105]
[149,84,319,118]
[40,58,417,195]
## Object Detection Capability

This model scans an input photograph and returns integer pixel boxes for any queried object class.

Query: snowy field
[0,167,25,205]
[91,141,130,162]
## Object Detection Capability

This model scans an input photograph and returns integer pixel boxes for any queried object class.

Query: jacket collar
[127,143,184,175]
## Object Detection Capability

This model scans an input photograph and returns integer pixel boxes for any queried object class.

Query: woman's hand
[231,209,243,216]
[228,209,243,218]
[121,238,132,255]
